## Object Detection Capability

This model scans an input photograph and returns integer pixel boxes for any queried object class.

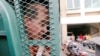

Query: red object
[79,34,84,40]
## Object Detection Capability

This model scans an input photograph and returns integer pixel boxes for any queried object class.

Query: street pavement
[77,42,95,56]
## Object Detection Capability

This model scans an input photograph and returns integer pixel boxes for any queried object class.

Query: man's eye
[27,9,31,12]
[31,10,35,14]
[41,24,45,27]
[41,20,46,23]
[31,9,37,14]
[27,13,31,17]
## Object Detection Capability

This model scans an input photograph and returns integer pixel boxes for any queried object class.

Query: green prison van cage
[0,0,61,56]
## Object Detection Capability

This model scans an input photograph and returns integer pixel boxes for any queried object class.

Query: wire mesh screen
[23,2,50,40]
[6,0,60,56]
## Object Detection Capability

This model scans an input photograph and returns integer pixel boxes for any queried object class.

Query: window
[66,0,80,10]
[85,0,100,8]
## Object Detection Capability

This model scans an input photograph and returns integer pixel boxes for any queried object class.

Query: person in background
[70,34,75,42]
[86,34,91,41]
[83,34,87,41]
[79,34,84,41]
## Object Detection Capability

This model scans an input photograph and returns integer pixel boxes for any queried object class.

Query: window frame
[66,0,80,10]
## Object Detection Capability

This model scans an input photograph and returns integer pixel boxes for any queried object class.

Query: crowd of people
[77,34,91,42]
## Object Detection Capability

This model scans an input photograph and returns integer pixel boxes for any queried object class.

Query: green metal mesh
[6,0,60,56]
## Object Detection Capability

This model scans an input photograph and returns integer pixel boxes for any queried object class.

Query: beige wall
[85,11,100,16]
[60,0,67,17]
[90,27,99,37]
[60,0,67,43]
[61,24,67,43]
[67,13,80,17]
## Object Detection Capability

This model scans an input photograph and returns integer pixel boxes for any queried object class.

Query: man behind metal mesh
[24,1,50,40]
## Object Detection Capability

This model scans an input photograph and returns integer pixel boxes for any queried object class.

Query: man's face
[24,3,50,40]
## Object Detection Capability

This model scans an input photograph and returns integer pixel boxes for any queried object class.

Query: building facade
[60,0,100,43]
